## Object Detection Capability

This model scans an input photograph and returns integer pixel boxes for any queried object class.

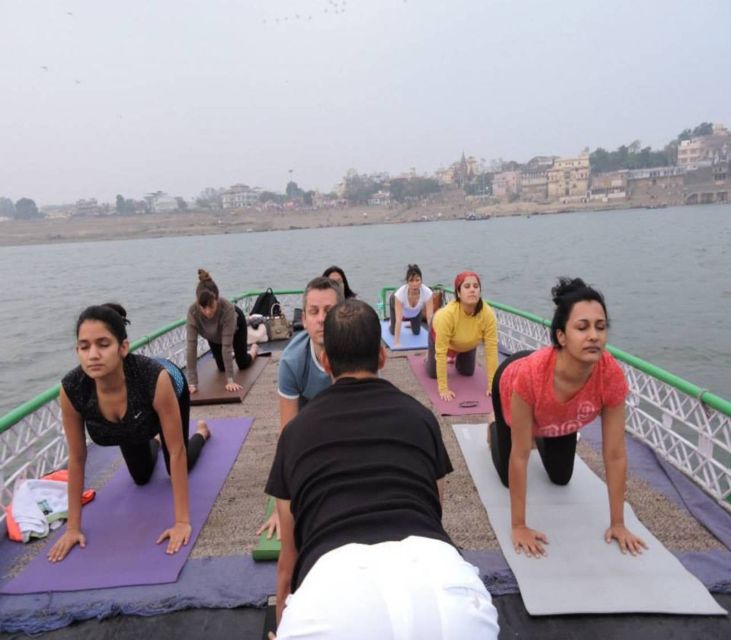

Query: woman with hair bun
[426,271,499,401]
[489,277,647,558]
[389,264,434,347]
[49,303,210,562]
[186,269,257,394]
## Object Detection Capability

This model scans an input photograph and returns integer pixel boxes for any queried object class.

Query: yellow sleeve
[482,304,499,390]
[433,304,455,394]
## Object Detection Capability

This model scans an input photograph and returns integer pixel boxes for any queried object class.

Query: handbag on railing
[266,303,292,341]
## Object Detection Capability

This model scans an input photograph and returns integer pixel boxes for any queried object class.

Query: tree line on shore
[1,122,718,221]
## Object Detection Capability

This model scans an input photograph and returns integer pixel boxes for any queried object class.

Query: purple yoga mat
[1,417,253,594]
[407,354,494,416]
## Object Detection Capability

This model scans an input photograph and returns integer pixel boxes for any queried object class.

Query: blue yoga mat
[1,417,253,594]
[380,319,429,351]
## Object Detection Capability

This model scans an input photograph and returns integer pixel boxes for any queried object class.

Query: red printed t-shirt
[499,347,628,438]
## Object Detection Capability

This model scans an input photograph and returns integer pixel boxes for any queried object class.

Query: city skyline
[2,0,730,205]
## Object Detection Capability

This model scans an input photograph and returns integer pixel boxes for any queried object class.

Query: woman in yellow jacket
[426,271,499,401]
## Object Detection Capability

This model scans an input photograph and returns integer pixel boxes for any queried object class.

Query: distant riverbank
[0,196,680,247]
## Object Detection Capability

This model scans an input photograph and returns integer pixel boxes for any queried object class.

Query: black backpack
[250,288,280,317]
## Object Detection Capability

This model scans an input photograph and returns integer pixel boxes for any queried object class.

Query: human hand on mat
[157,521,192,554]
[225,381,243,392]
[189,384,197,394]
[512,525,548,557]
[48,529,86,562]
[604,524,648,556]
[257,511,281,540]
[439,389,456,401]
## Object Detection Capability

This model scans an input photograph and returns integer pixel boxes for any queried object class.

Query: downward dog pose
[489,277,647,557]
[426,271,498,401]
[186,269,257,394]
[388,263,434,347]
[267,300,499,638]
[322,265,357,299]
[49,304,210,562]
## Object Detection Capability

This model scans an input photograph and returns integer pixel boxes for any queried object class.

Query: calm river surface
[1,204,730,416]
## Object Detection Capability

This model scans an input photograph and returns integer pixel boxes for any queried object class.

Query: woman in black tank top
[48,303,210,563]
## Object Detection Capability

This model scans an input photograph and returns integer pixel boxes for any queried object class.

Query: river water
[1,204,729,417]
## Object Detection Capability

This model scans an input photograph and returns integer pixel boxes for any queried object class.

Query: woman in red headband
[425,271,498,401]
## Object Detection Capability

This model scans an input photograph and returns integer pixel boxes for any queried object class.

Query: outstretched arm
[48,388,88,562]
[275,499,297,628]
[153,371,192,554]
[393,298,404,345]
[602,403,647,555]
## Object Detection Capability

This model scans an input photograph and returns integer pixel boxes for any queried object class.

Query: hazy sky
[2,0,730,205]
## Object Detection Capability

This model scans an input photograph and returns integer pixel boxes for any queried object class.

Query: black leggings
[209,306,253,373]
[119,381,206,486]
[389,294,423,335]
[489,350,577,488]
[425,330,476,378]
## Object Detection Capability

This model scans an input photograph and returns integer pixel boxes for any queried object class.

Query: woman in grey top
[186,269,258,394]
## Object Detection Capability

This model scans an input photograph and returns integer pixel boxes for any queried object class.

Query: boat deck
[2,349,730,639]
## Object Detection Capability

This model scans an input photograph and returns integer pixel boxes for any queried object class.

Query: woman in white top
[389,264,434,347]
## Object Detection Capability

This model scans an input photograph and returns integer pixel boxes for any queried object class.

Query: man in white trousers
[265,299,499,639]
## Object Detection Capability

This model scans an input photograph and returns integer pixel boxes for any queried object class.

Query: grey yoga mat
[452,423,726,616]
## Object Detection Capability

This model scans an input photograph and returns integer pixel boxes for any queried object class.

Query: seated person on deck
[388,263,434,347]
[426,270,498,402]
[49,303,210,562]
[257,276,344,539]
[489,277,647,558]
[266,299,500,639]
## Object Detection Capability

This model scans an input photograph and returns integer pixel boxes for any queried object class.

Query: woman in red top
[489,277,647,558]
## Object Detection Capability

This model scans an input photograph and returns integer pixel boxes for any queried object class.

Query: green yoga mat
[253,497,281,561]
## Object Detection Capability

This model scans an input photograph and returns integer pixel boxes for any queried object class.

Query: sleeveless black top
[62,354,166,447]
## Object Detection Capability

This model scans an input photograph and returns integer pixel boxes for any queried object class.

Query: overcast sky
[1,0,729,205]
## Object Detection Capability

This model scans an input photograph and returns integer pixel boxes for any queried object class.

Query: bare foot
[196,420,211,441]
[249,343,259,361]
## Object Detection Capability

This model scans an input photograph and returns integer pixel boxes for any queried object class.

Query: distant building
[684,161,731,205]
[435,166,456,185]
[145,192,178,213]
[626,167,685,206]
[524,156,557,172]
[74,198,101,216]
[677,124,731,168]
[492,171,520,199]
[590,171,628,201]
[222,184,261,209]
[367,190,391,206]
[547,154,590,201]
[519,171,548,202]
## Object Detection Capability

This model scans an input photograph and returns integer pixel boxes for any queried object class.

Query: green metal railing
[1,287,729,512]
[378,285,731,418]
[0,290,301,436]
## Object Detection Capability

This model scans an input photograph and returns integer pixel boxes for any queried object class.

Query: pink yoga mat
[1,417,253,594]
[407,354,494,416]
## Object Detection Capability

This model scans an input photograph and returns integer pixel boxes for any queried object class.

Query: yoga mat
[253,496,281,562]
[452,423,726,616]
[407,353,494,416]
[380,319,429,351]
[1,417,254,594]
[190,353,269,406]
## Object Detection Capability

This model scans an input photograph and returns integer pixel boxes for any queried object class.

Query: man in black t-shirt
[266,300,499,639]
